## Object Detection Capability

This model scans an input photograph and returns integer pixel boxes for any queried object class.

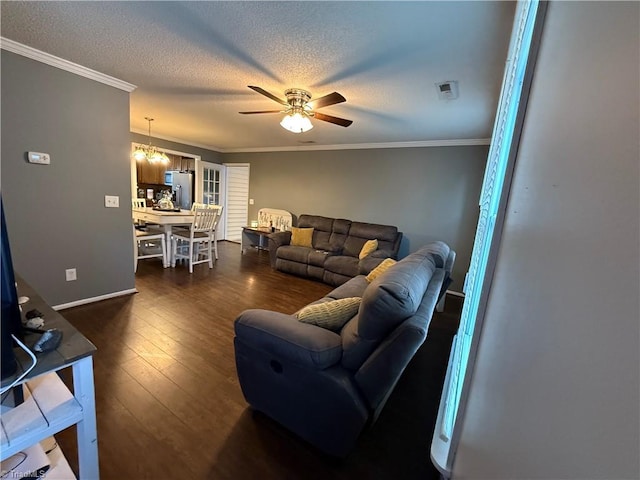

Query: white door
[196,161,226,238]
[223,163,250,243]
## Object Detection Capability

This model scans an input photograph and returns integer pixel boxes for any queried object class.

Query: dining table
[132,207,194,260]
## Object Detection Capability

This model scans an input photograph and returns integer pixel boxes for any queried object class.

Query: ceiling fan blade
[308,92,346,109]
[312,112,353,127]
[239,110,282,114]
[248,86,288,106]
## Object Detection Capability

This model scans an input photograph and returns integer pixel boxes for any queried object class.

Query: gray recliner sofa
[234,242,455,457]
[268,214,403,286]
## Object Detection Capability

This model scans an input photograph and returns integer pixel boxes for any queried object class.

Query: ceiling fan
[239,86,353,133]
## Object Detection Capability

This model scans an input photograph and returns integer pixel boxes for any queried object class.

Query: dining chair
[184,203,223,257]
[132,198,167,237]
[132,198,146,209]
[208,205,224,259]
[171,208,219,273]
[132,198,147,230]
[133,225,167,272]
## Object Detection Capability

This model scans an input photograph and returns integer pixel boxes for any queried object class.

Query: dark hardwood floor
[56,241,461,479]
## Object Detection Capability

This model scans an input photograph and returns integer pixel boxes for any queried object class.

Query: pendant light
[133,117,170,164]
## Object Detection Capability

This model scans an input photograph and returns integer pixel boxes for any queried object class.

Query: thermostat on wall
[27,151,50,165]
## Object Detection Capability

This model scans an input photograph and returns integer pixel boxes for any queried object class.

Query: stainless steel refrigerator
[170,171,194,210]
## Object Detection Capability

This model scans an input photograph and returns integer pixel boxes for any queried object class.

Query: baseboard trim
[52,288,138,311]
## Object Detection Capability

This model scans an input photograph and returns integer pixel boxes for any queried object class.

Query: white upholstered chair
[171,208,220,273]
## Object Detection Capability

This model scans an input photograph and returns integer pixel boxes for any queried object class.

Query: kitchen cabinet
[136,156,195,186]
[136,160,166,185]
[169,156,195,172]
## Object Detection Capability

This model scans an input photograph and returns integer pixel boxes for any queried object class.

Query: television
[1,197,23,380]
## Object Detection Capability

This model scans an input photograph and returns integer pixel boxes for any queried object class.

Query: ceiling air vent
[435,81,459,100]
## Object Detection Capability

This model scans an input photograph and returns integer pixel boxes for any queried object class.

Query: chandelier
[133,117,169,164]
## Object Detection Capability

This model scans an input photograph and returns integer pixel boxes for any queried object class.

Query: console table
[0,277,98,479]
[242,208,292,254]
[241,226,273,253]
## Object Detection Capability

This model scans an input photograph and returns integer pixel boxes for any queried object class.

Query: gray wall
[130,132,223,165]
[453,2,639,478]
[1,51,135,306]
[224,146,488,291]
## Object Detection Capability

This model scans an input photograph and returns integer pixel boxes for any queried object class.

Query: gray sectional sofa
[234,242,455,457]
[268,214,403,286]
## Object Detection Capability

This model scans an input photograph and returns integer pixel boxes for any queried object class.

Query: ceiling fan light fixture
[242,86,351,131]
[280,111,313,133]
[134,117,169,164]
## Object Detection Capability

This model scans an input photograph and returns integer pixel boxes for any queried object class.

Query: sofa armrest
[268,231,291,268]
[234,309,342,370]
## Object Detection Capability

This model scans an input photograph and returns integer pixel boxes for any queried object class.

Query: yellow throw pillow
[359,239,378,259]
[296,297,361,331]
[290,227,314,248]
[365,258,397,283]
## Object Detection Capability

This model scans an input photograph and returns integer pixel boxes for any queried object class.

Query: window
[431,1,545,475]
[203,165,221,205]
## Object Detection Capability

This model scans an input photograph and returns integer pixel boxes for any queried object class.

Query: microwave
[164,171,176,186]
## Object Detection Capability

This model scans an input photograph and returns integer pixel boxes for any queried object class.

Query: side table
[0,277,99,479]
[241,226,274,254]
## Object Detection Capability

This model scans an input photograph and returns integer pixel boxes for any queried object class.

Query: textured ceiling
[1,1,515,151]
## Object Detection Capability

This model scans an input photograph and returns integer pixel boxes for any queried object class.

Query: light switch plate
[105,195,120,208]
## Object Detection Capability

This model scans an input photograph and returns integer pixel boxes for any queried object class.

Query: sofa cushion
[291,227,314,247]
[324,218,350,252]
[326,275,369,300]
[297,215,330,248]
[308,249,330,267]
[359,239,378,259]
[277,245,312,263]
[341,248,436,370]
[365,258,397,282]
[299,215,334,231]
[343,222,399,258]
[235,309,342,370]
[324,255,359,277]
[296,297,362,332]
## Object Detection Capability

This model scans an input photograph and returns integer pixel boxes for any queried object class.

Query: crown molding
[130,131,490,155]
[1,37,136,92]
[221,138,491,154]
[130,129,224,153]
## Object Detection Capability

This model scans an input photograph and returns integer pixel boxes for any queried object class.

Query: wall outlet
[65,268,77,281]
[105,195,120,208]
[249,198,254,205]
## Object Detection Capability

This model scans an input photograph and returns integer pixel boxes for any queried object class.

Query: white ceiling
[1,1,515,152]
